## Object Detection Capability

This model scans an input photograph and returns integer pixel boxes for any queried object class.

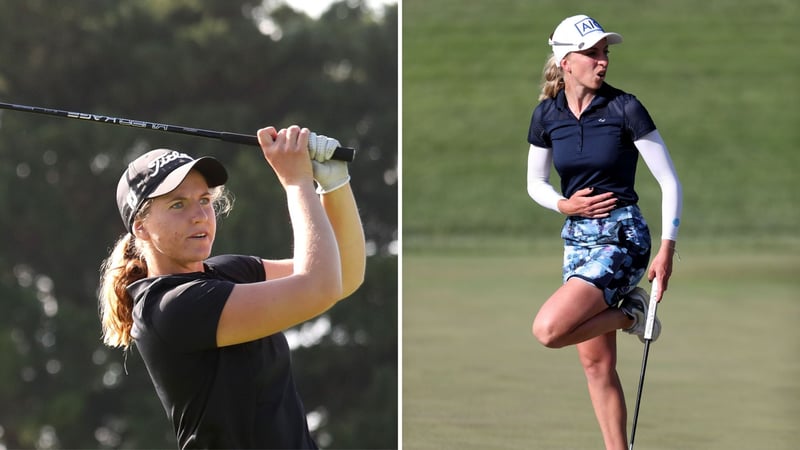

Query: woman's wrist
[556,198,569,215]
[659,239,677,253]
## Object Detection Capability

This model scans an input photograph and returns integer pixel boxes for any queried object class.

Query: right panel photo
[401,1,799,449]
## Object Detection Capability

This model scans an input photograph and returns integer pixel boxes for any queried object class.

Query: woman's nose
[192,203,209,222]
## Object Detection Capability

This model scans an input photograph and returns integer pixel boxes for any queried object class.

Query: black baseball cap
[116,149,228,232]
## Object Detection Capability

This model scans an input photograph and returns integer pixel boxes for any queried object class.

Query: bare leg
[532,278,634,448]
[577,331,628,450]
[532,277,632,348]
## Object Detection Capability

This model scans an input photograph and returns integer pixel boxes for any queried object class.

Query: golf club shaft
[629,340,650,450]
[0,101,356,162]
[629,279,661,450]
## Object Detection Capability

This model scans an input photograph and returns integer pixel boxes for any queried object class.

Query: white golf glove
[312,160,350,194]
[308,131,340,162]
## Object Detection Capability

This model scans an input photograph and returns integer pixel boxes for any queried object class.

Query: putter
[629,278,660,450]
[0,101,356,162]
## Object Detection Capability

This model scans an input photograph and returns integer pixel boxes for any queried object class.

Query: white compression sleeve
[635,130,683,241]
[526,144,565,213]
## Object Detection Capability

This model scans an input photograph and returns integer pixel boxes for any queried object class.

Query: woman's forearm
[321,183,366,297]
[285,183,342,295]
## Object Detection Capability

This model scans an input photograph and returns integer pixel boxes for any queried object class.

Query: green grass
[402,243,800,449]
[402,0,800,242]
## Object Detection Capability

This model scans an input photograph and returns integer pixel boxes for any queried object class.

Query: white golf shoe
[620,287,661,343]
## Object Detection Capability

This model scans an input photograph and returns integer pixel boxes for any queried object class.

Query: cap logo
[147,151,193,178]
[574,17,604,37]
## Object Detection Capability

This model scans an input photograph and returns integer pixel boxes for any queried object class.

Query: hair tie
[124,234,139,259]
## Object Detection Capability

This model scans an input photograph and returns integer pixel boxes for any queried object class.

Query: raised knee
[532,318,564,349]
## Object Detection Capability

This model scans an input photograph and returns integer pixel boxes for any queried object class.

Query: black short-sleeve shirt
[129,254,317,449]
[527,83,657,204]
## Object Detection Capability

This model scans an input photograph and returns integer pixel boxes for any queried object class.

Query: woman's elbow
[338,246,366,299]
[340,270,365,299]
[324,273,345,302]
[299,268,343,306]
[527,180,545,203]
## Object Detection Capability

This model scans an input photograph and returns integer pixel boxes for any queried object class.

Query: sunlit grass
[402,242,800,449]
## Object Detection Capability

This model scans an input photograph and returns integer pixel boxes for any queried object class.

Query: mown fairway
[402,244,800,449]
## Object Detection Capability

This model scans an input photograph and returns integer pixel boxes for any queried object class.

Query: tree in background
[0,1,397,448]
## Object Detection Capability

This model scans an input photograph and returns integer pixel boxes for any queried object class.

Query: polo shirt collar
[555,83,614,113]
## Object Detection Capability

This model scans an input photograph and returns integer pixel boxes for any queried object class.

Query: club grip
[219,132,356,162]
[330,146,356,162]
[644,279,660,340]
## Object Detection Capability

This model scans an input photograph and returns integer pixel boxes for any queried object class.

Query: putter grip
[644,279,659,340]
[219,132,356,162]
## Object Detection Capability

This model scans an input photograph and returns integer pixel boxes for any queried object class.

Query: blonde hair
[98,185,232,348]
[538,53,564,101]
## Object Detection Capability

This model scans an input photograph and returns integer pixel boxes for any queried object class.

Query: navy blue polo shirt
[527,83,656,205]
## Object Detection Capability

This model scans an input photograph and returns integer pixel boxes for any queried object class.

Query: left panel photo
[0,1,397,449]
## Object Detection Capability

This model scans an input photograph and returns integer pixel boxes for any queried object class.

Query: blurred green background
[402,0,799,449]
[0,1,397,449]
[403,0,799,244]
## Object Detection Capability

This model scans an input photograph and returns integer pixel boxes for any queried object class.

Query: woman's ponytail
[98,233,148,348]
[538,54,564,101]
